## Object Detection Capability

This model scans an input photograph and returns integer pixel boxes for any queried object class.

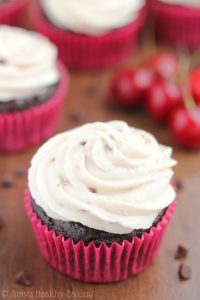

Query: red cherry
[133,67,154,96]
[146,53,178,80]
[190,68,200,106]
[169,106,200,149]
[111,69,140,107]
[145,80,184,123]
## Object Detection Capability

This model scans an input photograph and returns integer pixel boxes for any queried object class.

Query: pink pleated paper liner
[0,0,28,26]
[150,0,200,49]
[30,0,146,70]
[25,189,176,283]
[0,62,69,153]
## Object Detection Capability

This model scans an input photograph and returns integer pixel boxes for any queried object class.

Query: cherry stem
[176,51,196,110]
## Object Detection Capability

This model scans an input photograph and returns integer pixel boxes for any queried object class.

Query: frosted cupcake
[0,26,69,152]
[150,0,200,49]
[30,0,146,70]
[26,121,176,282]
[0,0,28,26]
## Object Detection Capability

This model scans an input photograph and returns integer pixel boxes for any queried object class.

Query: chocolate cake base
[31,197,167,246]
[0,83,58,113]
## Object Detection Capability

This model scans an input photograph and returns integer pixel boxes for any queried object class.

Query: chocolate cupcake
[0,25,69,152]
[26,121,176,282]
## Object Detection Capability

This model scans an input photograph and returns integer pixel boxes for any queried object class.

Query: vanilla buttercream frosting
[0,26,59,102]
[28,121,176,234]
[159,0,200,8]
[42,0,145,35]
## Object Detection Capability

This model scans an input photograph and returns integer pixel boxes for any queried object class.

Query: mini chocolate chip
[84,84,98,96]
[15,165,26,177]
[175,179,183,191]
[175,245,188,259]
[105,144,112,151]
[0,216,5,230]
[69,109,86,122]
[15,271,32,286]
[80,141,86,146]
[1,175,14,188]
[89,187,97,193]
[0,58,6,64]
[178,264,191,280]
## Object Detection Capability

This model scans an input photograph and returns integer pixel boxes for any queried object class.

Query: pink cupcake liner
[25,189,176,283]
[0,0,28,26]
[30,0,146,70]
[0,62,69,153]
[150,0,200,49]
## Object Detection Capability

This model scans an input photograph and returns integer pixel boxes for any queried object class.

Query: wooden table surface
[0,44,200,300]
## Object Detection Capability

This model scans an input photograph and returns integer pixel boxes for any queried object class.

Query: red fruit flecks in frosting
[89,187,97,193]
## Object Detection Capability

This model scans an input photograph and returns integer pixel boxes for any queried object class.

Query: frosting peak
[42,0,145,35]
[28,121,176,234]
[0,26,59,102]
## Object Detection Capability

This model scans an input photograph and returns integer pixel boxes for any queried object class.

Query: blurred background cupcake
[30,0,146,70]
[0,0,28,26]
[150,0,200,49]
[0,25,69,152]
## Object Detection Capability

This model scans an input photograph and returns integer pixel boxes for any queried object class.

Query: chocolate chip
[15,271,32,286]
[175,245,188,259]
[89,187,97,193]
[15,165,26,178]
[175,179,183,191]
[1,175,14,188]
[0,216,5,230]
[69,109,86,122]
[80,141,86,146]
[178,264,191,280]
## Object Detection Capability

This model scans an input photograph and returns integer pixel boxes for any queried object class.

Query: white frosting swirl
[28,121,176,234]
[42,0,145,35]
[0,26,59,102]
[159,0,200,8]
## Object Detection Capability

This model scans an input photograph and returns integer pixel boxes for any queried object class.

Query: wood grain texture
[0,48,200,300]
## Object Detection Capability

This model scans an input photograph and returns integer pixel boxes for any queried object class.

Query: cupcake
[150,0,200,49]
[0,0,28,26]
[0,26,69,152]
[25,121,176,283]
[30,0,146,70]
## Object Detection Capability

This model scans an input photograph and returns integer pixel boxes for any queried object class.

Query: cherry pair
[111,53,200,149]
